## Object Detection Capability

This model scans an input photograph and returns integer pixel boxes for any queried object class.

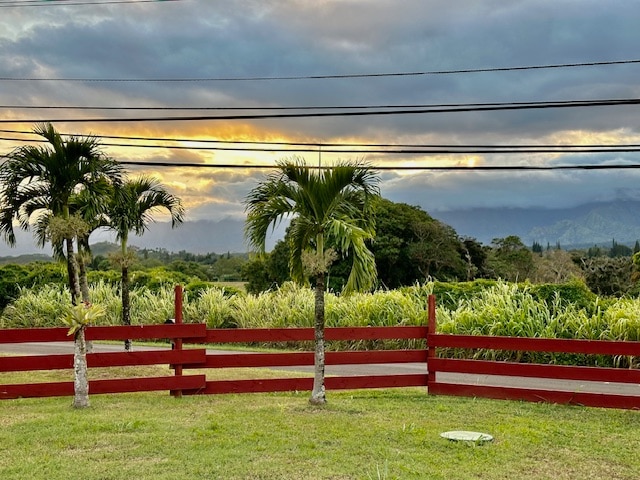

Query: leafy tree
[609,239,633,258]
[0,123,123,305]
[531,249,584,284]
[245,158,379,405]
[532,241,543,254]
[105,176,184,350]
[582,256,636,296]
[459,237,488,280]
[371,199,466,287]
[486,236,534,282]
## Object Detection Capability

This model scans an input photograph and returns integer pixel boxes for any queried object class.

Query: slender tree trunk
[77,250,94,353]
[310,271,327,405]
[72,327,90,408]
[122,264,131,351]
[65,237,81,306]
[78,252,91,304]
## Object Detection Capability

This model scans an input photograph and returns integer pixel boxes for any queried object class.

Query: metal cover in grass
[440,431,494,443]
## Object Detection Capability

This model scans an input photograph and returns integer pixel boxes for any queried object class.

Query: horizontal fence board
[0,380,73,399]
[201,326,427,344]
[188,377,314,395]
[325,374,428,390]
[0,349,207,372]
[187,374,428,396]
[429,382,640,410]
[186,349,428,370]
[86,324,207,341]
[0,324,207,344]
[430,358,640,384]
[90,375,206,394]
[1,328,70,344]
[326,327,428,341]
[0,375,206,399]
[429,334,640,356]
[192,352,313,369]
[203,328,312,343]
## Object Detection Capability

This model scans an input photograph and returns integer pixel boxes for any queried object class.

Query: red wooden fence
[1,290,639,409]
[0,323,428,399]
[425,296,640,409]
[0,323,208,399]
[179,325,428,395]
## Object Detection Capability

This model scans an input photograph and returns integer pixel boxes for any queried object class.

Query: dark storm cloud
[2,0,640,217]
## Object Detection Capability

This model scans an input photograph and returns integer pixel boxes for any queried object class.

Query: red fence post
[172,284,184,398]
[427,294,436,393]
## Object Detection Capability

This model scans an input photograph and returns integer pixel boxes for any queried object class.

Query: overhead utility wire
[3,135,640,155]
[0,0,182,7]
[1,59,638,81]
[5,127,640,149]
[1,99,636,111]
[1,98,639,124]
[115,161,640,171]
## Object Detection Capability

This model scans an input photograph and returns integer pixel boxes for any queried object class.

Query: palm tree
[0,123,123,305]
[245,158,379,405]
[106,176,184,350]
[34,183,112,304]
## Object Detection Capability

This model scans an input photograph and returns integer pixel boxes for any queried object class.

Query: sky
[2,0,640,250]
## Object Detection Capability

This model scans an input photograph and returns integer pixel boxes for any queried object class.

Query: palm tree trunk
[65,237,81,305]
[76,250,94,353]
[78,251,91,304]
[72,327,90,408]
[310,271,327,405]
[122,264,131,351]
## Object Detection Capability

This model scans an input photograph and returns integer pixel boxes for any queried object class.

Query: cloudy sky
[2,0,640,233]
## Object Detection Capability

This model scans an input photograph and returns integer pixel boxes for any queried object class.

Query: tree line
[241,198,640,297]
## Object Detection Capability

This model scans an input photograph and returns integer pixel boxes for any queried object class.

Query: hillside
[432,200,640,248]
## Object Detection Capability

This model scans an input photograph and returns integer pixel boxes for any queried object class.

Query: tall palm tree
[245,158,379,405]
[34,183,112,304]
[106,176,184,350]
[0,122,123,305]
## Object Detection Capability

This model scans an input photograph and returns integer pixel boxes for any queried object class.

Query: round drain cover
[440,431,493,443]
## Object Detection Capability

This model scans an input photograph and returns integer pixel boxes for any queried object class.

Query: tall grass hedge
[1,279,638,366]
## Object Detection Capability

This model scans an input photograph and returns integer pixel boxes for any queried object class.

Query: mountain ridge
[432,199,640,248]
[1,200,639,258]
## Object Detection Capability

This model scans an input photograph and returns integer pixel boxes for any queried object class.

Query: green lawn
[1,384,639,479]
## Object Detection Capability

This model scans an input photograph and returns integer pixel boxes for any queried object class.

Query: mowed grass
[1,367,639,479]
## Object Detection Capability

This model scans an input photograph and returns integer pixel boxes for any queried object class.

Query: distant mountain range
[432,199,640,249]
[2,200,640,259]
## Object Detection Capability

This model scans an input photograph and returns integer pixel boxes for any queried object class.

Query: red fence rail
[1,291,639,409]
[180,326,428,395]
[0,324,208,399]
[0,322,428,400]
[425,296,640,409]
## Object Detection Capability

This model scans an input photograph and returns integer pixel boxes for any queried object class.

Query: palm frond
[244,156,380,293]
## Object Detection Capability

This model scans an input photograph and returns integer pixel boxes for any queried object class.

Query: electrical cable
[0,0,182,7]
[113,160,640,171]
[1,97,639,123]
[0,98,637,111]
[1,59,638,81]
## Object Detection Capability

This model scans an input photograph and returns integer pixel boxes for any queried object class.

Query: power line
[3,132,640,154]
[0,98,636,112]
[0,0,183,7]
[1,97,639,124]
[1,59,638,81]
[115,160,640,171]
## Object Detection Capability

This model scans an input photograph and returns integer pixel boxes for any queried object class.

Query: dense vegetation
[3,279,639,367]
